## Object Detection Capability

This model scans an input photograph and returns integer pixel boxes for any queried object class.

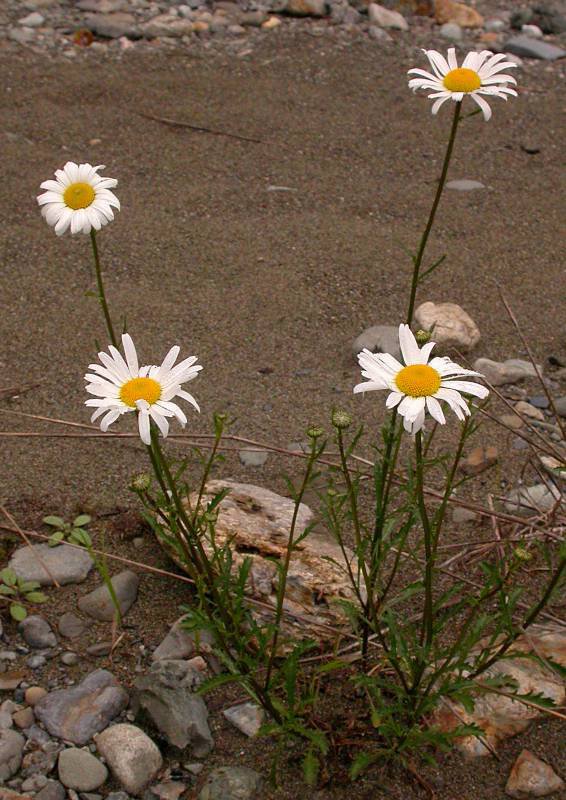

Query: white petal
[471,93,492,121]
[138,410,151,445]
[398,324,420,365]
[149,408,170,439]
[441,380,489,398]
[122,334,139,376]
[426,396,446,425]
[386,392,403,409]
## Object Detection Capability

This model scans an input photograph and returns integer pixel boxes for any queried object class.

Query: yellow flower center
[443,68,481,93]
[63,182,95,210]
[395,365,441,398]
[119,377,161,408]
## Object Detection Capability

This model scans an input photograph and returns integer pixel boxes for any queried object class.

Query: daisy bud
[415,329,432,345]
[514,546,532,562]
[130,473,151,493]
[307,425,324,440]
[332,410,352,430]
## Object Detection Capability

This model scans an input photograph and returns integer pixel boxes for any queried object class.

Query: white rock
[368,3,408,30]
[8,543,93,586]
[95,724,162,795]
[18,11,45,25]
[505,483,563,516]
[222,702,265,737]
[474,358,538,386]
[414,301,480,351]
[521,23,543,38]
[506,749,564,798]
[440,21,462,39]
[484,18,505,32]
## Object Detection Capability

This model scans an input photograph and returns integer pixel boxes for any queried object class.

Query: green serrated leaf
[10,603,27,621]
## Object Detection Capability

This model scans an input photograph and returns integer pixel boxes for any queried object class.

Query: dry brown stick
[0,505,61,589]
[137,111,263,144]
[497,286,566,441]
[0,382,41,400]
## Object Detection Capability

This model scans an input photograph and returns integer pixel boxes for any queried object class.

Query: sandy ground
[1,24,566,800]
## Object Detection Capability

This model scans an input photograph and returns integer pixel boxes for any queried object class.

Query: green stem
[405,100,462,326]
[90,229,118,348]
[264,438,320,690]
[415,432,434,653]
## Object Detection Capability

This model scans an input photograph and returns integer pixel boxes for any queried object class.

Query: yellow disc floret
[443,68,481,94]
[120,377,161,408]
[63,182,96,210]
[395,365,441,398]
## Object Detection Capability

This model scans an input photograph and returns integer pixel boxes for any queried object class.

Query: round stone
[58,748,109,791]
[25,687,48,706]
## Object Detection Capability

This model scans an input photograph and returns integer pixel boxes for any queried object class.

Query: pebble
[285,0,326,17]
[435,0,483,27]
[0,712,13,730]
[505,749,564,798]
[78,571,139,621]
[150,781,187,800]
[452,506,480,523]
[504,35,566,61]
[528,395,549,410]
[34,669,129,745]
[19,616,57,650]
[474,358,536,387]
[505,484,563,516]
[84,11,140,38]
[440,22,462,39]
[21,774,48,792]
[21,747,59,779]
[553,396,566,418]
[484,18,505,32]
[58,748,108,792]
[95,724,162,796]
[222,702,264,738]
[446,179,485,191]
[58,613,86,640]
[238,448,268,467]
[35,780,66,800]
[12,708,35,729]
[8,544,93,587]
[18,12,45,25]
[0,730,25,782]
[8,27,36,44]
[521,23,543,38]
[0,671,25,691]
[25,686,48,706]
[86,642,113,657]
[514,401,544,422]
[367,3,408,30]
[415,302,481,351]
[61,652,79,666]
[460,445,498,476]
[198,767,263,800]
[26,654,47,670]
[368,25,392,41]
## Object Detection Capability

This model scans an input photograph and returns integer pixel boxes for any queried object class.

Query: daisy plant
[37,161,121,348]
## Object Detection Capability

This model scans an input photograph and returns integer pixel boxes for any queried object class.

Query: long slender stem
[415,432,434,652]
[405,101,462,326]
[90,230,118,348]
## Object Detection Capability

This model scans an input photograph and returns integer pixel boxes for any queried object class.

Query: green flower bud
[307,425,324,439]
[415,329,432,345]
[130,473,151,493]
[514,546,532,562]
[332,410,352,430]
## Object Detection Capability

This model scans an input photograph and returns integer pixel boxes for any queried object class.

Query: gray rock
[84,12,141,38]
[440,22,462,39]
[152,618,214,662]
[34,670,129,745]
[132,660,213,756]
[22,724,52,747]
[61,652,79,666]
[473,357,536,386]
[452,506,480,524]
[446,179,485,191]
[27,653,47,669]
[150,781,187,800]
[19,616,57,649]
[368,24,393,41]
[222,702,264,737]
[554,396,566,418]
[58,748,108,791]
[18,11,45,26]
[0,729,25,782]
[485,18,505,32]
[78,571,139,621]
[58,613,86,639]
[86,642,112,658]
[368,2,408,29]
[352,324,401,361]
[504,35,566,60]
[198,767,263,800]
[22,774,49,792]
[36,780,67,800]
[505,484,563,516]
[95,724,162,796]
[141,14,195,37]
[0,711,13,729]
[8,27,36,44]
[506,749,564,798]
[77,0,126,11]
[13,707,35,728]
[106,793,130,800]
[238,448,268,467]
[8,544,93,587]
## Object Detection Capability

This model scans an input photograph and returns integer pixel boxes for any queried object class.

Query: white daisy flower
[408,48,517,121]
[37,161,120,236]
[85,334,202,445]
[353,324,488,434]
